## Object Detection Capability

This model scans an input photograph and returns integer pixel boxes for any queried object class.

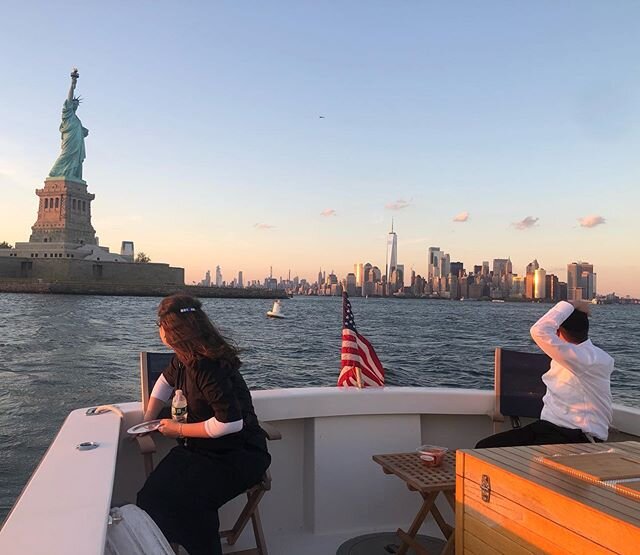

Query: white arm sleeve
[530,301,585,373]
[149,374,174,403]
[204,417,243,438]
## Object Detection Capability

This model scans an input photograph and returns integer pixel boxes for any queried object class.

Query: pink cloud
[453,211,469,222]
[320,208,336,217]
[579,215,606,228]
[254,223,275,230]
[513,216,539,230]
[385,199,410,210]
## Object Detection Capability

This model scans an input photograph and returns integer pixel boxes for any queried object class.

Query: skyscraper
[567,262,596,300]
[441,254,451,278]
[546,273,560,301]
[385,220,398,279]
[534,268,546,299]
[450,261,464,277]
[237,270,243,288]
[215,265,222,287]
[525,259,539,299]
[354,263,364,287]
[345,272,357,296]
[492,258,512,278]
[428,247,443,280]
[363,263,372,283]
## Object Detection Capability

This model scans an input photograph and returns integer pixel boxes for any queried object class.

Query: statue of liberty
[48,68,89,180]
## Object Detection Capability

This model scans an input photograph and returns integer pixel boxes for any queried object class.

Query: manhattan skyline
[2,3,639,296]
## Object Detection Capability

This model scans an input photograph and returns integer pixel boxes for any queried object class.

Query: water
[1,293,638,522]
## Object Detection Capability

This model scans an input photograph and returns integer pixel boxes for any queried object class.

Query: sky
[1,1,639,296]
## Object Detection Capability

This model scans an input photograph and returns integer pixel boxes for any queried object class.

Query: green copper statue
[48,68,89,180]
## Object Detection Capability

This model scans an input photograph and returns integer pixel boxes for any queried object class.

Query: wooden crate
[455,441,640,554]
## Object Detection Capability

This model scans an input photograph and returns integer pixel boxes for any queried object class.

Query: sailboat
[266,299,285,319]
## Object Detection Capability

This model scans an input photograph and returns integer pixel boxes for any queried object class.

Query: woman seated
[137,294,271,555]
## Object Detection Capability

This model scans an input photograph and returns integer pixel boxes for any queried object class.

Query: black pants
[137,442,270,555]
[475,419,597,449]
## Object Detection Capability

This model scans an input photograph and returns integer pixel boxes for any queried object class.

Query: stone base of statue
[28,176,97,245]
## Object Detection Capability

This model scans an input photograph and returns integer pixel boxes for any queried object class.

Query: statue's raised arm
[48,68,88,180]
[67,68,79,102]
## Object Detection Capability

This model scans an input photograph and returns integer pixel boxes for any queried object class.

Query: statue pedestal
[29,177,97,245]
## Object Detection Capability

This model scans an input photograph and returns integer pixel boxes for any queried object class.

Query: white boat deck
[1,387,639,555]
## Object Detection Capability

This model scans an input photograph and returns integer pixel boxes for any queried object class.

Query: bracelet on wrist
[179,423,184,438]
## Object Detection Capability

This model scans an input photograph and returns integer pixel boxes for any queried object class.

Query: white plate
[127,420,163,435]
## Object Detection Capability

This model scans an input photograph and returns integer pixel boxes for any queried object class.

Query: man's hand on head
[569,300,591,315]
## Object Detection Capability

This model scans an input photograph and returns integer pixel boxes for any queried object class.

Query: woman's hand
[158,419,183,438]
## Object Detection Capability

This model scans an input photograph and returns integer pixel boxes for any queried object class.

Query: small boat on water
[266,299,285,319]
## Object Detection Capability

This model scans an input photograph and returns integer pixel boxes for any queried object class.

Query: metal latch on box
[481,474,491,502]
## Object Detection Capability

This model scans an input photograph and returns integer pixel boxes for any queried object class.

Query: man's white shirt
[530,301,614,441]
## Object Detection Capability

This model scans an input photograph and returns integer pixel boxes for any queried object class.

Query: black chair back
[494,347,551,425]
[140,351,174,412]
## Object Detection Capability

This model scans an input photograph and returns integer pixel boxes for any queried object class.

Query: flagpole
[355,367,363,389]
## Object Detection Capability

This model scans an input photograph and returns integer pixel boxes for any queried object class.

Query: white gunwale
[1,386,638,555]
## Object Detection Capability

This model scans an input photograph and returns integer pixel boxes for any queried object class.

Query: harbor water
[1,293,638,522]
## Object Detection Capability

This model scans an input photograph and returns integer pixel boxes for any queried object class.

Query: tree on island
[135,252,151,263]
[0,242,12,249]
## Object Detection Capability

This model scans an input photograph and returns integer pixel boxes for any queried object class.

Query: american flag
[338,292,385,387]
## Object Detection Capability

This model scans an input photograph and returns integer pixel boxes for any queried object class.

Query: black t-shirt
[163,355,266,453]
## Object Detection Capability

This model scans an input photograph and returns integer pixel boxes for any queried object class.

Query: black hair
[559,309,589,344]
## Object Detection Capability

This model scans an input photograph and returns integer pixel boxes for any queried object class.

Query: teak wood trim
[455,451,465,555]
[464,512,543,555]
[459,448,640,554]
[479,444,640,520]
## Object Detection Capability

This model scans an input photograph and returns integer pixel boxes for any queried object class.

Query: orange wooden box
[455,441,640,554]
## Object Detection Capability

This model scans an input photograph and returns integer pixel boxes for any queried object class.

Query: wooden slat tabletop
[372,451,456,493]
[459,441,640,526]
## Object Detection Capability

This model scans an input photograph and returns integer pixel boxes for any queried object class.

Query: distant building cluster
[194,223,638,303]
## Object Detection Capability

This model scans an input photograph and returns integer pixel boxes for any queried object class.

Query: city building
[545,273,560,301]
[237,270,243,288]
[345,272,357,296]
[534,268,546,299]
[120,241,134,262]
[525,259,539,299]
[428,247,445,280]
[385,221,398,281]
[354,263,364,287]
[567,262,596,300]
[511,275,525,297]
[492,258,512,278]
[450,261,464,278]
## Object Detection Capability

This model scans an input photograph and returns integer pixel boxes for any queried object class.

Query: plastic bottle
[171,389,188,423]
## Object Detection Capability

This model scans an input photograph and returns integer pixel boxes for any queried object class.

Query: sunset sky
[2,2,639,296]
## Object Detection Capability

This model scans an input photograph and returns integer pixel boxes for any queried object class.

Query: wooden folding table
[373,451,456,555]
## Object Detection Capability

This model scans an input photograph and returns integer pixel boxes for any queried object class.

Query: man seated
[476,300,614,448]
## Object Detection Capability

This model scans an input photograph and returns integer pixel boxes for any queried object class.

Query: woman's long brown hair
[157,294,240,370]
